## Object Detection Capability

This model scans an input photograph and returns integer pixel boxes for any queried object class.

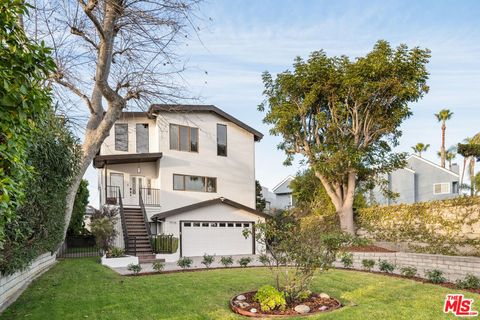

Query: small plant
[127,263,142,275]
[378,259,395,273]
[220,256,234,268]
[177,257,193,269]
[400,266,417,278]
[201,254,215,269]
[340,252,353,268]
[253,285,286,312]
[152,261,164,273]
[425,269,446,284]
[238,257,252,268]
[361,259,375,271]
[258,253,270,266]
[107,247,125,258]
[297,289,312,301]
[455,274,480,289]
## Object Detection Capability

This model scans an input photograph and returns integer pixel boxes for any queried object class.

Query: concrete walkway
[112,254,263,275]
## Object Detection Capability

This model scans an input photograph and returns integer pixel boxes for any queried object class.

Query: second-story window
[136,123,149,153]
[169,124,198,152]
[114,123,128,151]
[173,174,216,192]
[217,124,227,156]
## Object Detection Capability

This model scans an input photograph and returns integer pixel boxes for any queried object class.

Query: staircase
[123,207,156,263]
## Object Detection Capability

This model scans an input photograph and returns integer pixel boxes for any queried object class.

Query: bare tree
[26,0,203,241]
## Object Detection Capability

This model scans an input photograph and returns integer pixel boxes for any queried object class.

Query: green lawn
[2,259,478,320]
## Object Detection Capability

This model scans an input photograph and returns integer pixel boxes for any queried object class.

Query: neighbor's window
[433,183,451,195]
[169,124,198,152]
[114,124,128,151]
[173,174,217,193]
[136,123,149,153]
[217,124,227,156]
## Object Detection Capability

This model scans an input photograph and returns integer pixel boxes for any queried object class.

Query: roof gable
[272,175,294,194]
[407,154,459,177]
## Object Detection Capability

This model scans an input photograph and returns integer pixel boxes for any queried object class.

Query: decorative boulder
[236,295,246,301]
[319,305,329,311]
[235,301,250,308]
[319,293,330,299]
[294,304,311,314]
[249,308,257,313]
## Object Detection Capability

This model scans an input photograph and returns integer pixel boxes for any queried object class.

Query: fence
[57,235,124,258]
[151,234,179,254]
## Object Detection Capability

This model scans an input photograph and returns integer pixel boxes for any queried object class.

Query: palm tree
[435,109,454,168]
[411,143,430,158]
[437,146,457,169]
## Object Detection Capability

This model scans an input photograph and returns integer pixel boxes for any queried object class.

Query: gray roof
[148,104,263,141]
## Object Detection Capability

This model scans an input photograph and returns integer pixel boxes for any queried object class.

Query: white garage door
[181,221,253,257]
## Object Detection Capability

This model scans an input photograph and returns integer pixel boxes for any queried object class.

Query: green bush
[201,254,215,268]
[361,259,375,271]
[68,180,89,236]
[378,259,395,273]
[400,266,417,278]
[151,234,179,254]
[455,274,480,289]
[127,263,142,275]
[425,269,446,284]
[238,257,252,268]
[177,257,193,269]
[258,253,270,266]
[253,285,286,312]
[220,256,233,268]
[340,252,353,268]
[107,247,125,258]
[90,207,118,252]
[152,262,165,273]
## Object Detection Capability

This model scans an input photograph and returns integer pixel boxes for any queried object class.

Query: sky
[83,0,480,207]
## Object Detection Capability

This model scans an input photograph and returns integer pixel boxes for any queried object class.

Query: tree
[68,180,90,236]
[259,40,430,234]
[26,0,202,242]
[411,143,430,158]
[435,109,454,168]
[436,146,456,169]
[255,180,266,212]
[458,136,480,196]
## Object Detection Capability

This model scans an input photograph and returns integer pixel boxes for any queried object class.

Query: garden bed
[230,291,342,317]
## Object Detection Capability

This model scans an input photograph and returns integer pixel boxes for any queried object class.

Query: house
[260,175,295,213]
[93,104,267,262]
[372,154,460,205]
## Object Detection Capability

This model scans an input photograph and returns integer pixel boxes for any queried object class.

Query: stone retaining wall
[334,251,480,281]
[0,252,56,312]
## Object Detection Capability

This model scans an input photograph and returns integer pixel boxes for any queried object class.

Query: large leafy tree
[434,109,454,168]
[259,40,430,234]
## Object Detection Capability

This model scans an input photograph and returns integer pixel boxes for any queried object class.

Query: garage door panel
[181,221,253,256]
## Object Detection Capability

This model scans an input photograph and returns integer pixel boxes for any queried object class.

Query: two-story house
[93,104,267,261]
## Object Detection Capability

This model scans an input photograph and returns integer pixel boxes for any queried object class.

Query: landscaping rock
[250,308,257,313]
[319,306,328,311]
[236,294,246,301]
[294,304,310,314]
[234,301,250,308]
[319,293,330,299]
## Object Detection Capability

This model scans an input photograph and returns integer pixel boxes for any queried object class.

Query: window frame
[433,182,451,195]
[114,123,129,151]
[217,124,227,157]
[169,123,199,153]
[135,123,149,153]
[172,174,217,193]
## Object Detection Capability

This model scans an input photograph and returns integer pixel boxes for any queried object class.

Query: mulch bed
[346,245,396,253]
[230,291,342,318]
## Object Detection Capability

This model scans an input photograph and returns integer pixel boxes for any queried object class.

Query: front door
[129,175,144,205]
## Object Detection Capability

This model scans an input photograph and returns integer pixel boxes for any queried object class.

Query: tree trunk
[338,206,355,234]
[470,157,475,197]
[440,122,446,168]
[461,157,467,186]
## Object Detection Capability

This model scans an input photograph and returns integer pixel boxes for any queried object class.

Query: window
[202,222,209,227]
[193,222,201,227]
[184,222,191,227]
[109,173,124,196]
[219,223,226,227]
[136,123,149,153]
[217,124,227,156]
[173,174,217,193]
[114,124,128,151]
[433,183,451,195]
[170,124,198,152]
[452,181,459,194]
[235,223,241,227]
[227,223,234,227]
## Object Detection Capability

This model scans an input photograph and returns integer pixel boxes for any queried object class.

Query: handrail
[117,188,129,253]
[139,189,153,241]
[139,187,161,207]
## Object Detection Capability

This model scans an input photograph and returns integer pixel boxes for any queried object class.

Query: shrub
[152,262,165,273]
[253,285,286,312]
[238,257,252,268]
[177,257,193,269]
[258,253,271,266]
[378,259,395,273]
[456,274,480,289]
[362,259,375,271]
[425,269,446,284]
[220,256,233,268]
[400,266,417,278]
[90,206,119,252]
[127,263,142,275]
[340,252,353,268]
[201,254,215,268]
[107,247,125,258]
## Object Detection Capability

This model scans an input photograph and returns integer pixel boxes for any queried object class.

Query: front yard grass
[1,258,478,319]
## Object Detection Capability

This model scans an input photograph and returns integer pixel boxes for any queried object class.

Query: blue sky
[85,0,480,206]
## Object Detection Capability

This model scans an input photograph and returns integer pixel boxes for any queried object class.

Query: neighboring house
[83,205,96,232]
[94,104,267,261]
[372,154,460,205]
[261,175,295,213]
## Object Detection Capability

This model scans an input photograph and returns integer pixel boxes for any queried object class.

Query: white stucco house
[93,104,268,262]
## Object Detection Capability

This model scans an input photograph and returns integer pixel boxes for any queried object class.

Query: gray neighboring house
[372,154,460,205]
[261,176,295,214]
